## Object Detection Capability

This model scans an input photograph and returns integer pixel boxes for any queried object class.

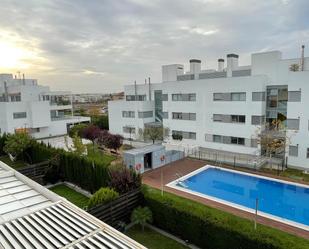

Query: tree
[108,166,141,194]
[92,115,109,130]
[131,206,153,231]
[4,132,33,162]
[254,120,293,169]
[65,134,87,155]
[68,123,88,137]
[82,125,101,143]
[289,63,299,72]
[104,134,123,151]
[141,126,170,144]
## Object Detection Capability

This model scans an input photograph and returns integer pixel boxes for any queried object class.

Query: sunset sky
[0,0,308,93]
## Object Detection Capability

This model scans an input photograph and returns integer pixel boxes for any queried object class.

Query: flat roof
[124,144,164,156]
[0,161,146,249]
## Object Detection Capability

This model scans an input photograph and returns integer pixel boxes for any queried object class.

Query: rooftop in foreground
[0,161,146,249]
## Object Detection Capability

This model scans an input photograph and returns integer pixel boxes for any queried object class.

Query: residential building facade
[0,74,90,138]
[108,50,309,169]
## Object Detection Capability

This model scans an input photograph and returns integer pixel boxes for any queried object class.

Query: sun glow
[0,41,35,69]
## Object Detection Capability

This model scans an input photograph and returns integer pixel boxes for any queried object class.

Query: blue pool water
[178,167,309,226]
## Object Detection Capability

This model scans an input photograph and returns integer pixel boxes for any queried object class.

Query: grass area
[86,144,116,165]
[49,184,89,209]
[261,167,309,182]
[126,225,189,249]
[0,155,27,169]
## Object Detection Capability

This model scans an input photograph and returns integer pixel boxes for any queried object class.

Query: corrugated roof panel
[0,162,146,249]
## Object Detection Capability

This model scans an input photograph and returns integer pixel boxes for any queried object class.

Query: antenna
[300,45,305,71]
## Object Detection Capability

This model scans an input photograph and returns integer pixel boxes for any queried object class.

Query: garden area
[126,225,189,249]
[49,184,89,209]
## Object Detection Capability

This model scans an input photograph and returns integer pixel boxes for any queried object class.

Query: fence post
[233,156,236,168]
[254,198,259,230]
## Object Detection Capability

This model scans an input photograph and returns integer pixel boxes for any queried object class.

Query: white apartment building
[109,49,309,170]
[0,74,90,138]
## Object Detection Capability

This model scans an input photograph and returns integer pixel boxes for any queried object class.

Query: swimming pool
[167,165,309,230]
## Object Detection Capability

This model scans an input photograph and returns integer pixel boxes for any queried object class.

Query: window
[252,92,265,101]
[172,93,196,101]
[172,130,196,140]
[230,137,245,145]
[213,114,223,122]
[138,111,153,118]
[10,93,21,102]
[231,115,245,123]
[231,92,246,101]
[213,135,222,143]
[288,91,301,102]
[122,111,135,118]
[213,93,223,101]
[213,114,245,123]
[172,112,196,120]
[289,145,298,157]
[286,119,300,130]
[162,112,168,119]
[13,112,27,119]
[251,115,265,125]
[126,95,146,101]
[214,92,245,101]
[307,148,309,158]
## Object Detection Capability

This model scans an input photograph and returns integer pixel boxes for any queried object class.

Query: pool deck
[142,158,309,239]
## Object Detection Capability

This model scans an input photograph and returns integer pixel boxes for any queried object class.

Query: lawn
[86,144,116,165]
[49,184,89,209]
[0,155,28,169]
[261,167,309,183]
[126,225,189,249]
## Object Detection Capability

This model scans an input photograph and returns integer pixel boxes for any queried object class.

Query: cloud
[0,0,308,93]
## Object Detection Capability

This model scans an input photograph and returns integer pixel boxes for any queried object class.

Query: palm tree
[131,207,153,231]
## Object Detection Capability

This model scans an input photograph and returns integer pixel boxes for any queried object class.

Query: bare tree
[140,126,170,144]
[254,120,294,169]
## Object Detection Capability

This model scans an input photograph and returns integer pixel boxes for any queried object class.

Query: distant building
[109,49,309,170]
[73,93,111,103]
[0,74,90,138]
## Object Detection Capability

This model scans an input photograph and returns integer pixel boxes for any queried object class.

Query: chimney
[148,77,151,101]
[227,54,239,77]
[4,81,8,102]
[134,80,137,101]
[301,45,305,71]
[189,59,201,74]
[218,59,224,72]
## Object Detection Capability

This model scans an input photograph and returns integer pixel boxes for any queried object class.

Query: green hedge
[0,136,112,193]
[143,186,309,249]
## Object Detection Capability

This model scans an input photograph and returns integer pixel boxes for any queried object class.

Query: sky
[0,0,308,93]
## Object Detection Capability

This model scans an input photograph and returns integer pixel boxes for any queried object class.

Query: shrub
[109,166,141,194]
[143,186,309,249]
[131,206,153,231]
[88,187,119,209]
[4,133,34,162]
[69,123,88,137]
[82,125,101,143]
[92,115,109,130]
